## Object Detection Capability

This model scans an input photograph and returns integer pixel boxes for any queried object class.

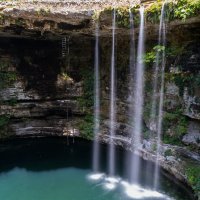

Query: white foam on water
[105,176,121,183]
[87,173,174,199]
[87,173,105,181]
[121,181,173,199]
[104,182,116,190]
[103,176,120,190]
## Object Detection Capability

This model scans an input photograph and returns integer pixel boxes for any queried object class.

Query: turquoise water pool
[0,138,194,200]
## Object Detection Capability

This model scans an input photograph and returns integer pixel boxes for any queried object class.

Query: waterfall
[92,21,101,173]
[127,9,136,181]
[130,6,145,184]
[150,2,165,131]
[129,10,136,98]
[153,2,166,189]
[108,9,116,176]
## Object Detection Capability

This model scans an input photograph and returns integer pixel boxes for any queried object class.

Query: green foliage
[116,7,130,28]
[101,6,113,15]
[143,51,156,64]
[0,115,10,138]
[186,165,200,196]
[0,57,17,89]
[0,114,13,139]
[37,8,51,16]
[0,71,17,88]
[144,44,182,66]
[0,59,10,71]
[99,0,200,28]
[164,149,173,157]
[174,0,200,20]
[92,11,100,21]
[99,5,140,29]
[15,18,24,26]
[165,45,185,58]
[143,45,165,65]
[0,115,10,127]
[163,135,182,145]
[163,109,188,145]
[116,6,140,28]
[145,0,163,23]
[145,0,200,23]
[143,102,152,123]
[7,98,17,106]
[78,68,94,108]
[143,130,150,140]
[173,72,192,95]
[163,1,176,21]
[164,43,200,96]
[78,114,94,140]
[194,73,200,86]
[152,143,157,151]
[166,72,200,96]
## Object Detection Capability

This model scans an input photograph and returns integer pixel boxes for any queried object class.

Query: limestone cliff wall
[0,0,199,198]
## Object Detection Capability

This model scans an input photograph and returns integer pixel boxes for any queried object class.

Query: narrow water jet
[129,10,136,97]
[108,9,116,176]
[153,2,166,189]
[130,6,145,184]
[150,2,165,130]
[127,9,136,180]
[92,21,101,173]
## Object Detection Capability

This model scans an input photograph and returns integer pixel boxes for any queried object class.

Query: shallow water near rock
[0,138,194,200]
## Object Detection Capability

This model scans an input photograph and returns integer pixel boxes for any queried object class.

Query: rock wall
[0,1,200,198]
[0,36,93,138]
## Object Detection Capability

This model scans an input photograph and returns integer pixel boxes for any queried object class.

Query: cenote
[0,138,194,200]
[0,0,200,200]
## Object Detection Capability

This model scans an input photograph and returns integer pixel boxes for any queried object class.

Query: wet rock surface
[10,117,80,137]
[182,121,200,148]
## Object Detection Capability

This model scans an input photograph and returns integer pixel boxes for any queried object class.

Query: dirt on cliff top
[0,0,141,15]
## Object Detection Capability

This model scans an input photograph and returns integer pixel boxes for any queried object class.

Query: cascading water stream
[130,6,145,184]
[108,9,116,177]
[153,2,166,189]
[127,9,136,181]
[150,2,165,130]
[92,21,100,173]
[129,10,136,99]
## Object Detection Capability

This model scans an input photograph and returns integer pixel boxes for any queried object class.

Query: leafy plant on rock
[163,109,188,145]
[0,115,10,138]
[143,45,165,65]
[78,114,94,140]
[186,165,200,197]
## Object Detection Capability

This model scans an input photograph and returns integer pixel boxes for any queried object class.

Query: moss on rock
[0,115,10,139]
[186,164,200,198]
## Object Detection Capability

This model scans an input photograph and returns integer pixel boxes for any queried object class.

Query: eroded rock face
[99,125,200,186]
[182,121,200,147]
[0,2,200,196]
[165,82,181,111]
[0,0,200,39]
[184,89,200,120]
[0,36,93,137]
[10,118,80,137]
[0,0,133,38]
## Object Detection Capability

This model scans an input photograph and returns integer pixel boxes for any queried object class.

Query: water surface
[0,138,194,200]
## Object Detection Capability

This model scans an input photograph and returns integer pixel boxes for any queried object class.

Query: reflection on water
[0,138,194,200]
